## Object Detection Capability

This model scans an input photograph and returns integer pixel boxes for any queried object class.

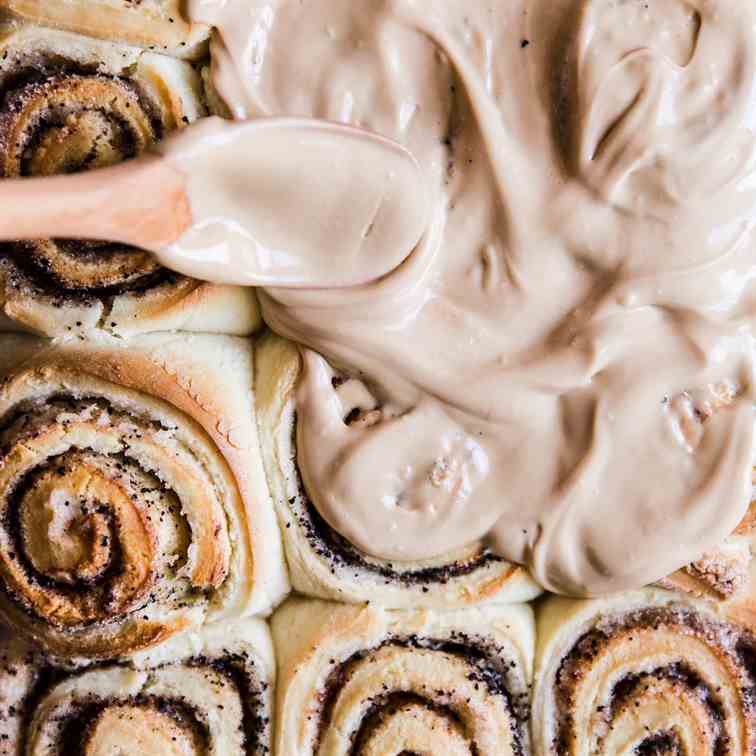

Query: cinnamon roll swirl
[272,598,533,756]
[0,333,287,660]
[0,22,259,338]
[532,589,756,755]
[254,334,540,609]
[0,617,274,754]
[0,0,209,59]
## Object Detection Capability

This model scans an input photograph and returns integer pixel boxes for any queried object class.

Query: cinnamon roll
[660,505,756,604]
[0,617,274,754]
[0,0,209,59]
[272,598,533,755]
[657,391,756,604]
[254,334,540,609]
[0,333,288,660]
[532,589,756,755]
[0,22,259,338]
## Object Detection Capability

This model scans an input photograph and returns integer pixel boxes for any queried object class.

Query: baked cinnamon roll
[0,333,287,660]
[272,598,533,755]
[0,0,209,59]
[655,389,756,604]
[254,334,541,609]
[661,504,756,604]
[0,22,259,338]
[0,617,274,754]
[532,589,756,755]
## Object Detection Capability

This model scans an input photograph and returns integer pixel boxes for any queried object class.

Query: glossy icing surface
[178,0,756,596]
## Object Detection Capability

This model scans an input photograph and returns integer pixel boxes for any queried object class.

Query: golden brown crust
[0,0,210,59]
[0,333,288,661]
[661,497,756,602]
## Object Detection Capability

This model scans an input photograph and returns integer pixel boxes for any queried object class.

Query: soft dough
[0,617,275,754]
[272,597,534,755]
[0,332,288,660]
[532,588,756,754]
[0,0,210,58]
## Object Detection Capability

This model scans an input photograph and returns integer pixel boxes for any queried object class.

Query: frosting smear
[154,116,430,287]
[189,0,756,596]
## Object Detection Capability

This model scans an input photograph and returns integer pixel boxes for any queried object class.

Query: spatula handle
[0,157,190,252]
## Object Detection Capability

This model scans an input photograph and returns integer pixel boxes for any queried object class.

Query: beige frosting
[153,115,429,287]
[179,0,756,597]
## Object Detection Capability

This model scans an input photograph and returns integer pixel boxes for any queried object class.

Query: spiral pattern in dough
[0,333,288,660]
[0,22,259,337]
[0,618,274,755]
[532,590,756,755]
[0,25,191,289]
[272,599,534,755]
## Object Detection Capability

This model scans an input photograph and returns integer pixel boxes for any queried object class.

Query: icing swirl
[183,0,756,596]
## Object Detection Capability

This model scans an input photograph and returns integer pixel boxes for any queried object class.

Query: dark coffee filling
[553,607,756,756]
[59,694,210,754]
[0,61,163,176]
[351,692,477,756]
[192,653,272,755]
[303,496,501,583]
[0,395,187,627]
[317,634,528,756]
[4,455,125,599]
[0,241,179,300]
[11,653,270,754]
[0,394,169,446]
[635,731,683,755]
[610,663,723,722]
[735,638,756,708]
[289,422,502,587]
[16,661,68,741]
[0,56,97,110]
[5,82,152,171]
[0,57,183,303]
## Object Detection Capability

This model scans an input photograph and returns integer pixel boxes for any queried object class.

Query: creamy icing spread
[183,0,756,596]
[153,116,429,287]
